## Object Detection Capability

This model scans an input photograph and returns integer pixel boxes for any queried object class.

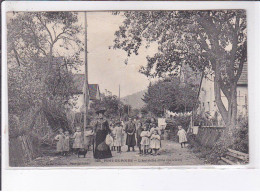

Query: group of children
[54,126,94,156]
[138,123,162,156]
[54,121,188,157]
[108,121,162,156]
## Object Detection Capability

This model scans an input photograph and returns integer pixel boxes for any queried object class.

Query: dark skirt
[126,134,136,146]
[94,130,112,159]
[136,136,142,147]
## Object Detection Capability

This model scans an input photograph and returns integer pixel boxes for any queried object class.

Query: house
[192,63,248,127]
[71,74,101,112]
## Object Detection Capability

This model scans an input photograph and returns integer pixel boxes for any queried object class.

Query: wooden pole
[119,85,121,120]
[84,11,89,137]
[119,85,120,100]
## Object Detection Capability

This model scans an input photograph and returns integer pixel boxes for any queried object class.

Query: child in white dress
[113,122,124,153]
[72,127,83,153]
[150,130,161,155]
[177,126,188,148]
[140,126,151,155]
[54,128,65,156]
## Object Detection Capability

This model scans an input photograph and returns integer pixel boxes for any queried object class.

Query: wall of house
[197,74,248,125]
[71,94,84,112]
[237,86,248,116]
[70,94,98,113]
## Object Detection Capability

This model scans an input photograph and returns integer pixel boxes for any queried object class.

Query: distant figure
[54,128,65,156]
[93,108,112,159]
[140,125,151,155]
[110,123,116,151]
[136,122,144,154]
[177,126,188,148]
[150,130,161,155]
[72,127,84,153]
[113,121,124,153]
[125,117,136,152]
[63,131,70,156]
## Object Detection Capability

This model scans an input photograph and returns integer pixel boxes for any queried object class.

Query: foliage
[165,115,191,141]
[7,12,83,131]
[142,77,197,116]
[129,108,141,119]
[7,12,84,166]
[231,116,248,153]
[188,115,248,164]
[90,95,120,119]
[113,10,247,130]
[193,112,219,126]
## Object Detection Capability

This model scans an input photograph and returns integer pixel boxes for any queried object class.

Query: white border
[2,1,260,190]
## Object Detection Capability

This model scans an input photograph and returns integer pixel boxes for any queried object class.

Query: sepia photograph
[6,10,248,167]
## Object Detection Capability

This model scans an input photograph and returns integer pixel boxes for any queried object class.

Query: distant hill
[121,90,147,109]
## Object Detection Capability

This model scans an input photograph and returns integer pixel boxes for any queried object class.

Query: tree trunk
[214,71,228,125]
[227,82,238,137]
[214,68,238,147]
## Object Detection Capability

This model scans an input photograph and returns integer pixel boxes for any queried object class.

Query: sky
[77,12,158,98]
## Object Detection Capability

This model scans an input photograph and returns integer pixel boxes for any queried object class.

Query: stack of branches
[9,101,72,166]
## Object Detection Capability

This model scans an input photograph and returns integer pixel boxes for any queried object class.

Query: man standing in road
[124,117,136,152]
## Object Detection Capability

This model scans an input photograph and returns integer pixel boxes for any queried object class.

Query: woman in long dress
[177,126,188,148]
[125,117,136,152]
[93,109,112,159]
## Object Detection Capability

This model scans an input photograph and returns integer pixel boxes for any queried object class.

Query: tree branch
[12,46,21,66]
[36,14,54,44]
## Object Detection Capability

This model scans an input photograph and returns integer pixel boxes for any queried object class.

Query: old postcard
[6,10,248,167]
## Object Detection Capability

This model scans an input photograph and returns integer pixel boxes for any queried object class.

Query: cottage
[71,74,101,112]
[192,63,248,127]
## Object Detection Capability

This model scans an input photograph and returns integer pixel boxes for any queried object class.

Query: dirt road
[28,140,204,167]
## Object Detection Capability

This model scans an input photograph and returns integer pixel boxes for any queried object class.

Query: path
[28,140,204,167]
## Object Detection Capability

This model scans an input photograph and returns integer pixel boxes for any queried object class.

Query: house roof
[72,74,100,100]
[237,62,248,85]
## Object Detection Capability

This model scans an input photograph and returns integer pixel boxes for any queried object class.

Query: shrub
[165,115,191,141]
[188,115,249,164]
[231,116,249,153]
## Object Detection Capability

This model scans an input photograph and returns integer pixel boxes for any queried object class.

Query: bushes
[231,116,249,153]
[165,115,191,141]
[188,115,249,164]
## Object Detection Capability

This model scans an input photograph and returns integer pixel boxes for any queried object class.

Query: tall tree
[90,95,121,118]
[142,78,197,116]
[7,12,83,130]
[113,10,247,135]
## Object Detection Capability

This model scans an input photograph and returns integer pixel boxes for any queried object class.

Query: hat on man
[95,107,106,114]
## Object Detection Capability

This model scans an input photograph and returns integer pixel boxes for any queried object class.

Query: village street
[28,140,204,167]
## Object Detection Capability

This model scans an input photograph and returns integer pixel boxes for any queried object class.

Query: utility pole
[119,85,121,120]
[83,11,89,136]
[119,85,120,100]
